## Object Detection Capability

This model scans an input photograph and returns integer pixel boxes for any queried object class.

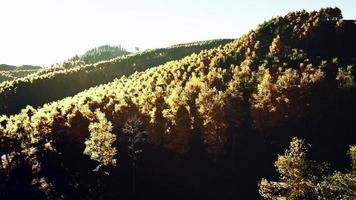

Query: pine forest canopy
[69,44,130,65]
[0,39,232,115]
[0,45,127,84]
[0,64,42,83]
[0,7,355,200]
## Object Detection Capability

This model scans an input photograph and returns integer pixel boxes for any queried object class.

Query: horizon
[0,0,355,67]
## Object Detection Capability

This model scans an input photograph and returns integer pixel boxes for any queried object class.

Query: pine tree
[259,138,356,200]
[84,109,117,169]
[122,116,146,194]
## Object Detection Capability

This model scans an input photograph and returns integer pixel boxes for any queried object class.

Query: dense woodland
[0,45,128,83]
[0,65,42,83]
[0,39,231,115]
[0,7,355,200]
[70,45,129,65]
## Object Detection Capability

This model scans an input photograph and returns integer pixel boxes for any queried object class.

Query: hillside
[0,39,232,115]
[71,44,130,64]
[0,7,355,200]
[0,64,42,82]
[0,64,42,71]
[0,45,128,83]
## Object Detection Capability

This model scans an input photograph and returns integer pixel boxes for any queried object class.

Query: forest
[0,45,128,83]
[0,39,231,115]
[0,7,355,200]
[0,64,42,83]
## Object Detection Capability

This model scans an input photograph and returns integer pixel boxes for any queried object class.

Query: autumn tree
[259,137,323,200]
[259,138,356,200]
[84,109,117,169]
[336,66,354,88]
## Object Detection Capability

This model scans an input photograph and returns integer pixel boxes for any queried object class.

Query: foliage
[0,7,354,199]
[0,39,233,115]
[123,116,146,163]
[75,44,129,64]
[84,109,117,168]
[336,65,355,88]
[259,138,355,200]
[0,64,42,83]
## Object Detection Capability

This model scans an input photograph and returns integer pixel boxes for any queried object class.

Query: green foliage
[256,20,277,45]
[288,49,306,62]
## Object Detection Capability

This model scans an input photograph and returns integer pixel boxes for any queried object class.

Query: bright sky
[0,0,355,66]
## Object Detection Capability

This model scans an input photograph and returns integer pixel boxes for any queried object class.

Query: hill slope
[73,44,130,64]
[0,39,232,115]
[0,64,42,82]
[0,44,128,83]
[0,7,355,200]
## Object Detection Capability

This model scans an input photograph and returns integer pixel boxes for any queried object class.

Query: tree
[196,85,228,154]
[84,109,117,169]
[123,116,146,164]
[259,137,320,200]
[269,35,285,58]
[122,116,146,194]
[336,66,354,89]
[259,138,356,200]
[317,145,356,200]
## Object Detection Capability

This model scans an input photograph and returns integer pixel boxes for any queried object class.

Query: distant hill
[0,7,354,200]
[0,64,42,82]
[0,45,129,83]
[75,44,130,64]
[79,45,130,64]
[47,44,130,70]
[0,39,233,115]
[0,64,42,71]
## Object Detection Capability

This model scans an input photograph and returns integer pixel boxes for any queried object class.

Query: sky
[0,0,355,66]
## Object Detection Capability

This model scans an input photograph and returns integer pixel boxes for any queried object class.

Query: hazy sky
[0,0,355,66]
